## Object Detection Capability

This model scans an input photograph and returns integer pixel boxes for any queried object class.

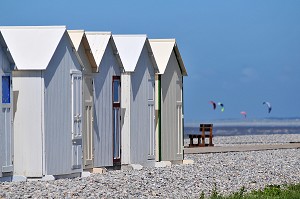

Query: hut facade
[0,32,14,180]
[67,30,97,169]
[149,39,187,162]
[113,35,158,165]
[86,32,123,167]
[0,26,84,179]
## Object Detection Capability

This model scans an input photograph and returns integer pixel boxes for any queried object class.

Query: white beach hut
[86,32,124,167]
[67,30,97,169]
[149,39,187,163]
[0,26,85,179]
[0,32,14,181]
[113,35,159,165]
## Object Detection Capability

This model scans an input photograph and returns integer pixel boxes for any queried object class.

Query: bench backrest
[199,124,213,132]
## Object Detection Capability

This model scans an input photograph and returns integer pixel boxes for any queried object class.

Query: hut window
[148,78,154,101]
[113,77,120,103]
[176,80,182,102]
[2,76,10,104]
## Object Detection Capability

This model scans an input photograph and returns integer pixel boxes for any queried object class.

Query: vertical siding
[13,71,43,177]
[161,51,183,161]
[121,73,131,164]
[44,33,82,175]
[93,40,121,167]
[78,41,94,169]
[130,45,155,164]
[0,47,13,177]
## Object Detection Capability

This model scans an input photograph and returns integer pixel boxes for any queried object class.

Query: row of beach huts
[0,26,187,181]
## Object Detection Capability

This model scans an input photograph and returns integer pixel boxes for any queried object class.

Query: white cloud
[240,67,258,82]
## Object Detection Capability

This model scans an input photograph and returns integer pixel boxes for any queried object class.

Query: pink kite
[240,111,247,118]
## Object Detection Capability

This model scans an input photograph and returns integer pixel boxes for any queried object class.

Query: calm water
[184,125,300,138]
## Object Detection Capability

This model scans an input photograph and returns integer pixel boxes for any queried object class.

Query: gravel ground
[1,134,300,198]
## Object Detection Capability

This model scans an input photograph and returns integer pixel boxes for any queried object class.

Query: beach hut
[0,26,85,179]
[67,30,97,170]
[86,32,124,167]
[0,32,14,181]
[149,39,187,163]
[113,35,159,165]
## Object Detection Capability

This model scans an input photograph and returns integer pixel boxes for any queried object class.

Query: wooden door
[83,75,94,169]
[1,74,13,173]
[147,76,155,160]
[176,80,183,157]
[71,71,83,170]
[112,76,121,164]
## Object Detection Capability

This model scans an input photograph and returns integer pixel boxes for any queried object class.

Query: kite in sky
[263,101,272,113]
[218,102,224,112]
[210,101,216,110]
[240,111,247,118]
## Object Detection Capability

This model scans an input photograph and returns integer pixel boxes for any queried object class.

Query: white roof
[68,30,97,71]
[86,32,111,66]
[113,34,156,72]
[0,32,14,65]
[85,32,112,70]
[149,39,187,76]
[0,26,66,70]
[67,30,84,51]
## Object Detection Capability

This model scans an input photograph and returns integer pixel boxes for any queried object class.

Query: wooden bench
[188,124,214,147]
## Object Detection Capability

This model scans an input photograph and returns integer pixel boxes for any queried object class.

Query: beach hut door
[176,80,183,156]
[112,76,121,163]
[148,77,155,160]
[1,74,13,173]
[71,72,83,170]
[83,75,94,169]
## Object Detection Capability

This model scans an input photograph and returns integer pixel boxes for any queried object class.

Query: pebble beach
[1,134,300,198]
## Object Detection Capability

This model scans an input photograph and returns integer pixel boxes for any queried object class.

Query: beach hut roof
[0,26,66,70]
[67,30,97,71]
[112,34,158,72]
[0,32,15,65]
[149,39,187,76]
[86,31,123,72]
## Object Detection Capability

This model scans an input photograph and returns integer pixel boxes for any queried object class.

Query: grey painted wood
[0,44,13,177]
[77,40,94,169]
[130,45,155,164]
[93,39,121,167]
[43,32,82,175]
[161,51,183,161]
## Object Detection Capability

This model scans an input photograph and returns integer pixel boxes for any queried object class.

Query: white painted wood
[83,75,94,169]
[71,72,83,170]
[13,71,43,177]
[121,73,131,164]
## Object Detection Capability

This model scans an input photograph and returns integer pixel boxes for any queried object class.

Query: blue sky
[1,1,300,123]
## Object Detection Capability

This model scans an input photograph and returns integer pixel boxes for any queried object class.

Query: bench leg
[189,137,193,147]
[209,129,213,146]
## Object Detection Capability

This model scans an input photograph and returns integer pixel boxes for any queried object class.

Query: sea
[184,118,300,138]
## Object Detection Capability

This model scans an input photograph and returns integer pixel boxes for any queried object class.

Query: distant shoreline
[185,118,300,128]
[184,124,300,137]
